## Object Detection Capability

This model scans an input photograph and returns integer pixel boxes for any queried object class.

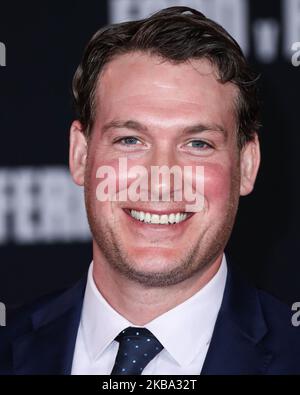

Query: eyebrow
[181,123,227,138]
[102,119,227,137]
[102,120,148,134]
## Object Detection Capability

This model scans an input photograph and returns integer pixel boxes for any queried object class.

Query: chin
[127,248,180,272]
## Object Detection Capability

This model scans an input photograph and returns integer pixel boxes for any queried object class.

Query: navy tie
[111,327,163,375]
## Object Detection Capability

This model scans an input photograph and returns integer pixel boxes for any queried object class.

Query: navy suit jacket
[0,263,299,375]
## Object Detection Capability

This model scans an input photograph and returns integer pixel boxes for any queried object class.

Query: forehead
[95,52,238,131]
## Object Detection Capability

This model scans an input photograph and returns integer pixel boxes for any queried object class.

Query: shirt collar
[81,255,227,365]
[146,256,227,366]
[80,264,132,361]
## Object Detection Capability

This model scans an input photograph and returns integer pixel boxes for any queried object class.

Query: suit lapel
[201,264,273,375]
[11,263,274,375]
[12,276,86,375]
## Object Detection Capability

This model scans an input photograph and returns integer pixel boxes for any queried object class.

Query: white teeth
[145,213,151,223]
[160,215,168,224]
[129,210,188,225]
[151,214,160,224]
[169,213,175,224]
[139,211,145,221]
[132,210,138,219]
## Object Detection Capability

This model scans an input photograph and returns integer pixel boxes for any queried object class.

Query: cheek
[86,155,121,216]
[203,163,237,208]
[89,155,140,215]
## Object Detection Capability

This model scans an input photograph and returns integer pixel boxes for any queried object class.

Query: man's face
[70,52,259,287]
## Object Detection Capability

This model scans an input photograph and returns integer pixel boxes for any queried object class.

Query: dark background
[0,0,299,308]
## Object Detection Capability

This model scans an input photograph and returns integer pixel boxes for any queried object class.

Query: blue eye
[187,140,211,149]
[119,137,141,145]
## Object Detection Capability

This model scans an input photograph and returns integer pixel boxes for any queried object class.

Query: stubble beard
[84,182,239,289]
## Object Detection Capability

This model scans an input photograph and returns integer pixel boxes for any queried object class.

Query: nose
[143,144,182,202]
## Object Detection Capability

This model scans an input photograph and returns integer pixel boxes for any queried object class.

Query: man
[0,6,299,375]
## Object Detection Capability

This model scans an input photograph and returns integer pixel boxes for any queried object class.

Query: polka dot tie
[111,327,163,375]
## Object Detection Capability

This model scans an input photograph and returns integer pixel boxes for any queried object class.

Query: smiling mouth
[124,209,194,225]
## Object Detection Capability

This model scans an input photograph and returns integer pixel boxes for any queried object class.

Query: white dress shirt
[71,255,227,375]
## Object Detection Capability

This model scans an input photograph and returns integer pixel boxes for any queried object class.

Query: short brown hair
[72,6,260,148]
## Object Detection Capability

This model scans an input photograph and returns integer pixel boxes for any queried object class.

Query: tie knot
[111,327,163,375]
[115,327,157,342]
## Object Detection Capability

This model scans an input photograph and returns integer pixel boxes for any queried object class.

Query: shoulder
[257,286,299,341]
[0,275,87,359]
[226,262,300,371]
[226,259,297,333]
[258,288,300,372]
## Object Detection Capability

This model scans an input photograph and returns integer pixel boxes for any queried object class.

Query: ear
[240,133,260,196]
[69,121,87,186]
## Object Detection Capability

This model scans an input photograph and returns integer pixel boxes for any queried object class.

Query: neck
[92,245,223,326]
